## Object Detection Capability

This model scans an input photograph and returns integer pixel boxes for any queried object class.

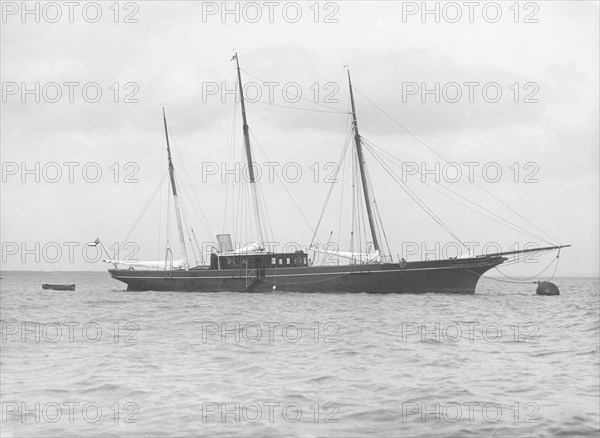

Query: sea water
[1,272,598,437]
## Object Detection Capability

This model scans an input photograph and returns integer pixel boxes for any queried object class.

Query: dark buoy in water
[536,281,560,296]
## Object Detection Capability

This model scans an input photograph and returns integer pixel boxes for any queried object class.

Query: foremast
[233,52,266,248]
[347,70,380,253]
[162,108,189,269]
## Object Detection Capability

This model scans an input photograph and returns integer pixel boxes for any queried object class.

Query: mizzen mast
[162,107,189,269]
[347,70,380,252]
[233,52,266,247]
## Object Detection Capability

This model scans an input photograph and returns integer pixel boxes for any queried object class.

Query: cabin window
[286,258,290,264]
[278,258,283,265]
[271,258,276,265]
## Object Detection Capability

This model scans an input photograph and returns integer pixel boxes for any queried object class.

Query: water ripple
[1,273,598,437]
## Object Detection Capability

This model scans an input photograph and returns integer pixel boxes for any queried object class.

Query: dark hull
[108,256,506,293]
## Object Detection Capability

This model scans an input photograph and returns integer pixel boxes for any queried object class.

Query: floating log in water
[42,284,75,291]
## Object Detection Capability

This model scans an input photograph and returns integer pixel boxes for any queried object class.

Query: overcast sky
[1,1,598,276]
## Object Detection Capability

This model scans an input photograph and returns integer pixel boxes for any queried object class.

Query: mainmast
[233,52,266,247]
[162,108,190,269]
[347,70,380,252]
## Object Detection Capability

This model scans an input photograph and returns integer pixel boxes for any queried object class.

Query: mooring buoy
[535,281,560,296]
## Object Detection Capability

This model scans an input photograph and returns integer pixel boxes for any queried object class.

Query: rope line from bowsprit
[469,248,562,285]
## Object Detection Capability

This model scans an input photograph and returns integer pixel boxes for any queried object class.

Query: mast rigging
[347,70,381,253]
[234,53,266,248]
[162,107,190,269]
